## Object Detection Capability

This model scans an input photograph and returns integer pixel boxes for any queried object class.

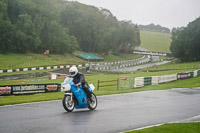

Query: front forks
[64,92,73,101]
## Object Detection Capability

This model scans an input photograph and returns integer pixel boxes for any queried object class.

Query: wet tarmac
[111,55,170,72]
[112,60,170,72]
[0,87,200,133]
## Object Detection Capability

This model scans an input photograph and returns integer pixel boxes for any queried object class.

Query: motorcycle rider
[68,66,92,101]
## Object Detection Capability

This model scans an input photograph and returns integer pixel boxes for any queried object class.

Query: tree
[40,20,78,54]
[2,0,141,55]
[139,23,170,33]
[118,21,140,53]
[0,0,14,53]
[13,14,40,53]
[170,17,200,62]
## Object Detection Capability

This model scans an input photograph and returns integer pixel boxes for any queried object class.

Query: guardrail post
[97,80,100,91]
[117,78,119,90]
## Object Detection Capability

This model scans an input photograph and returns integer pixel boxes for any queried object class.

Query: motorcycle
[61,76,97,112]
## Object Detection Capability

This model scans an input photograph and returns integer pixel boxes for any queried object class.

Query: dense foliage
[0,0,140,55]
[170,17,200,62]
[139,23,170,33]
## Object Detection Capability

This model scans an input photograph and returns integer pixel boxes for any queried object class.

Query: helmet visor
[69,72,76,76]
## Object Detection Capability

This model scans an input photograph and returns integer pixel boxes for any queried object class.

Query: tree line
[139,23,170,33]
[0,0,140,55]
[170,17,200,62]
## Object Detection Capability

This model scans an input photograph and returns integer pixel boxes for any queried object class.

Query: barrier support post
[117,78,119,90]
[97,80,100,91]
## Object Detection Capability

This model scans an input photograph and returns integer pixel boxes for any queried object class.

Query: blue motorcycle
[61,76,97,112]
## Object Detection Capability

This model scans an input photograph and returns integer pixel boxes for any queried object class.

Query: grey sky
[69,0,200,29]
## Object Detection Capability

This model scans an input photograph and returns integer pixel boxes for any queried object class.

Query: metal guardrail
[0,64,84,74]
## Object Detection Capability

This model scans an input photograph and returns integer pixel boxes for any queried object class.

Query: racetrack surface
[112,56,170,72]
[1,87,200,133]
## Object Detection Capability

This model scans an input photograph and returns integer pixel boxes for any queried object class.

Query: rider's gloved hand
[75,82,81,87]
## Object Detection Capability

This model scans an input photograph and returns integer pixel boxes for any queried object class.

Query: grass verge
[124,122,200,133]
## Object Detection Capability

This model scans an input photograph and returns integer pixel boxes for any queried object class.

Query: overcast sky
[68,0,200,29]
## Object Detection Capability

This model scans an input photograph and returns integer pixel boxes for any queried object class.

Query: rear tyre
[62,95,74,112]
[88,93,97,110]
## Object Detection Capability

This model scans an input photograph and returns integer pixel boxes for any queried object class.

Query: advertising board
[159,74,177,83]
[0,86,11,95]
[177,73,190,80]
[46,85,58,92]
[12,85,45,94]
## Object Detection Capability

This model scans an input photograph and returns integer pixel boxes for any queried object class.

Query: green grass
[0,68,60,76]
[125,123,200,133]
[0,53,85,69]
[104,54,143,62]
[140,30,171,53]
[144,60,200,74]
[0,53,143,70]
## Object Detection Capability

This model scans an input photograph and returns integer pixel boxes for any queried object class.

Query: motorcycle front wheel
[88,93,97,110]
[62,95,74,112]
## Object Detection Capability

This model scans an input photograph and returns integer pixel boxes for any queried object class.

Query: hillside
[0,0,140,55]
[0,53,142,70]
[0,30,171,70]
[140,30,171,53]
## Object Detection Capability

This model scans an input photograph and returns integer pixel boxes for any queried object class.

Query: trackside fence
[97,76,134,90]
[118,76,133,89]
[97,79,119,90]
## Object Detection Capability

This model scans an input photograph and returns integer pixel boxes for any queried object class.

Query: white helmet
[69,66,78,77]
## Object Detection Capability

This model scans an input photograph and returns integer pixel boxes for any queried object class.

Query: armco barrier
[133,51,168,56]
[158,74,177,84]
[134,77,152,88]
[0,64,83,73]
[177,72,191,80]
[144,77,152,86]
[134,77,144,88]
[0,83,61,96]
[152,76,159,85]
[198,70,200,76]
[134,69,200,88]
[194,70,198,77]
[91,56,150,71]
[188,71,194,78]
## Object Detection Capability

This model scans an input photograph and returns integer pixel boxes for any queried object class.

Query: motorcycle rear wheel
[62,95,74,112]
[88,93,97,110]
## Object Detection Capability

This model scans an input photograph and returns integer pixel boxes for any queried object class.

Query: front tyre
[62,95,74,112]
[88,93,97,110]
